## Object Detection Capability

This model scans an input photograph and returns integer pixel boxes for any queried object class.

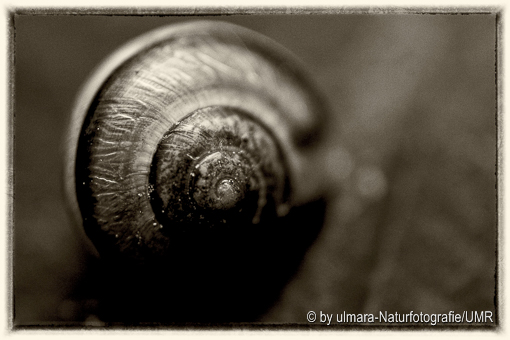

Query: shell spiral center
[149,106,289,233]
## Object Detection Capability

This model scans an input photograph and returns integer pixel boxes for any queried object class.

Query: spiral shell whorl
[151,106,288,227]
[73,22,323,262]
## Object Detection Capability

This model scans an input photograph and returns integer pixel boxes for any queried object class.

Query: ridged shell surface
[69,21,325,262]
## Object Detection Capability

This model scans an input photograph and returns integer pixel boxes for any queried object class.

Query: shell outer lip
[64,20,325,256]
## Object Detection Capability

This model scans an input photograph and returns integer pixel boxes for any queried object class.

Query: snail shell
[65,21,326,264]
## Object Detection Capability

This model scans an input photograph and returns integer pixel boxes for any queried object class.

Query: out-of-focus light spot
[356,166,388,200]
[84,314,104,326]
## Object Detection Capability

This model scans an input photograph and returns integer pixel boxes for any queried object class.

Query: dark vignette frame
[4,5,503,333]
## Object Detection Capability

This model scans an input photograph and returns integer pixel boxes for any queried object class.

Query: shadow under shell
[95,198,326,324]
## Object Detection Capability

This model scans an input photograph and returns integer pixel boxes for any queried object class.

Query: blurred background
[13,13,497,325]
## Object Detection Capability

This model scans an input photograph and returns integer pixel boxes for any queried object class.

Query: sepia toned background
[13,13,497,325]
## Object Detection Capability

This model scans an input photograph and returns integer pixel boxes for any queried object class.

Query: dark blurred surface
[13,14,497,325]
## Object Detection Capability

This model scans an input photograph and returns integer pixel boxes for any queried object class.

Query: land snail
[65,21,328,322]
